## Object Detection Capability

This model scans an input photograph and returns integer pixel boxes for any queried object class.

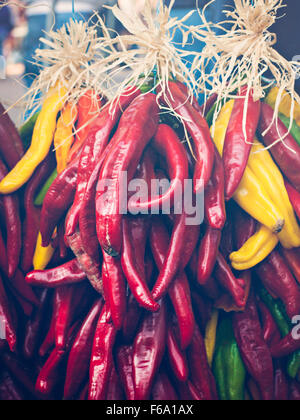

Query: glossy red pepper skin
[0,228,7,274]
[133,300,167,400]
[0,103,24,168]
[274,361,289,401]
[175,80,202,113]
[55,282,93,351]
[11,269,39,307]
[26,259,86,288]
[260,103,300,192]
[223,86,261,199]
[121,216,159,312]
[281,247,300,285]
[66,230,103,294]
[129,124,189,213]
[256,251,300,319]
[232,204,257,249]
[122,294,143,344]
[159,81,215,192]
[0,158,21,278]
[205,147,226,229]
[64,299,103,400]
[284,179,300,220]
[0,273,17,352]
[167,320,189,382]
[23,289,51,360]
[270,331,300,358]
[187,324,218,401]
[150,217,195,349]
[152,371,178,400]
[197,226,221,286]
[22,154,56,273]
[116,345,135,400]
[214,252,247,308]
[96,93,159,257]
[233,292,274,401]
[40,156,79,247]
[89,304,117,400]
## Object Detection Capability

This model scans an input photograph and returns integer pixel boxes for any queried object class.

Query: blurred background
[0,0,298,125]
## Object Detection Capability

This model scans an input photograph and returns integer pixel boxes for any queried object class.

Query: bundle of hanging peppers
[0,78,300,401]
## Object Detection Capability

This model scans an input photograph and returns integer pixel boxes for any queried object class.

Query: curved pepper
[259,103,300,193]
[270,331,300,358]
[0,103,24,169]
[197,226,221,286]
[281,247,300,285]
[223,86,261,199]
[265,86,300,127]
[167,319,189,382]
[54,102,78,173]
[34,169,57,207]
[33,233,55,271]
[96,93,159,257]
[284,179,300,221]
[213,316,246,400]
[205,309,219,367]
[213,100,285,234]
[0,84,67,194]
[116,345,135,400]
[278,112,300,146]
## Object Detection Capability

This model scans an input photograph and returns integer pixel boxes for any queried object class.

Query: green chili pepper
[257,287,291,337]
[278,113,300,146]
[213,316,246,401]
[34,169,57,206]
[287,351,300,379]
[19,111,41,151]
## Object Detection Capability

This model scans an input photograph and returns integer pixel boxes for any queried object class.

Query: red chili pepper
[0,158,21,278]
[187,324,218,400]
[129,124,189,213]
[197,226,221,286]
[102,253,127,330]
[270,331,300,358]
[23,289,52,360]
[205,147,226,229]
[256,250,300,319]
[88,304,117,400]
[150,217,195,348]
[106,363,125,400]
[167,319,189,382]
[26,259,86,288]
[0,273,17,352]
[200,93,218,117]
[0,227,7,274]
[64,299,103,400]
[96,93,159,257]
[159,81,215,192]
[175,80,202,113]
[67,91,102,163]
[0,371,24,400]
[40,156,79,247]
[0,103,24,169]
[121,216,159,312]
[281,247,300,285]
[22,154,56,273]
[191,290,213,334]
[122,294,142,344]
[260,103,300,192]
[39,304,56,358]
[223,86,261,199]
[55,282,94,351]
[116,345,135,400]
[258,300,281,347]
[11,269,39,307]
[274,361,289,401]
[57,221,68,260]
[214,252,247,308]
[152,371,178,400]
[132,300,167,400]
[233,291,274,401]
[289,380,300,400]
[66,230,103,294]
[219,214,235,260]
[284,179,300,220]
[66,89,139,240]
[232,203,257,249]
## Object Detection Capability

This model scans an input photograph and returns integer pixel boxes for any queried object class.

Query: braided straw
[193,0,300,149]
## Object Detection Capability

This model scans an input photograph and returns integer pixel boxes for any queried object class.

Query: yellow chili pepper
[205,309,219,367]
[33,232,55,271]
[230,225,279,271]
[212,102,285,234]
[248,141,300,249]
[266,86,300,127]
[54,102,78,173]
[0,84,67,194]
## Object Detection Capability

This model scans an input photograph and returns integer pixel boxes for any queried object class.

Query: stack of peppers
[0,80,299,400]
